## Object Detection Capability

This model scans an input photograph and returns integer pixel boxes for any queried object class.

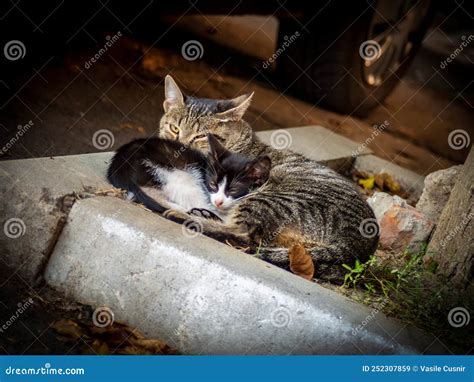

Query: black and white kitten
[107,134,271,219]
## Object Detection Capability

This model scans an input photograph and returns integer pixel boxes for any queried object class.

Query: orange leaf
[289,244,314,280]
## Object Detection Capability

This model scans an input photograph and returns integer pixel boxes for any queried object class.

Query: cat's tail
[126,182,168,214]
[107,161,167,214]
[254,245,367,283]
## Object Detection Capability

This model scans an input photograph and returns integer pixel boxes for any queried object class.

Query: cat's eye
[208,181,217,191]
[170,124,180,135]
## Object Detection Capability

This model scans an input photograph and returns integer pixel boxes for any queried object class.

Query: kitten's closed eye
[208,180,218,192]
[191,133,225,146]
[191,134,207,142]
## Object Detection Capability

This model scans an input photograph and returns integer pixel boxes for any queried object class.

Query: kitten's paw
[188,208,222,221]
[163,209,189,224]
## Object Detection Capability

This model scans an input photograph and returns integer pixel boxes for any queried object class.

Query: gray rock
[416,165,463,223]
[368,192,434,252]
[367,191,408,218]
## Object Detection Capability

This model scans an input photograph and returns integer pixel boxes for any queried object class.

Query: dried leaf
[119,123,146,134]
[289,244,314,280]
[52,319,86,340]
[383,173,400,193]
[129,338,173,354]
[83,339,109,355]
[354,170,403,196]
[118,346,149,355]
[141,53,167,73]
[51,319,177,355]
[374,173,385,190]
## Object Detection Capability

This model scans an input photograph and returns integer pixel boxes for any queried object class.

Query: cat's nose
[214,199,223,208]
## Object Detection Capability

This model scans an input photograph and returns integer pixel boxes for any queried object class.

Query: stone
[44,196,441,355]
[367,192,434,252]
[416,165,463,223]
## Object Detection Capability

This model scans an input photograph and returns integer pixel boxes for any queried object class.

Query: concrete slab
[0,153,111,282]
[44,196,441,355]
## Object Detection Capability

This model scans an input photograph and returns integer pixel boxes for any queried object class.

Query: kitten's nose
[214,199,223,208]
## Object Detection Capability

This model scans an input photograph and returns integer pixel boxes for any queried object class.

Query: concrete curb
[44,197,443,355]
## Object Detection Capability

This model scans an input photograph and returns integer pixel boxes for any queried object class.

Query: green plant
[342,257,376,289]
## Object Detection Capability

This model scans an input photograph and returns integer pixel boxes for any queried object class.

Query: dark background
[0,0,473,174]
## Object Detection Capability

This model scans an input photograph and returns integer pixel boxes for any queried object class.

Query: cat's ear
[163,75,185,112]
[215,92,253,122]
[246,156,271,185]
[207,134,229,161]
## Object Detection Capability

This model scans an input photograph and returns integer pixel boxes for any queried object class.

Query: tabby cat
[158,75,379,282]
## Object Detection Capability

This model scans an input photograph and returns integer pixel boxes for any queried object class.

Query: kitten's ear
[207,134,229,161]
[246,156,271,185]
[163,75,185,112]
[215,92,253,122]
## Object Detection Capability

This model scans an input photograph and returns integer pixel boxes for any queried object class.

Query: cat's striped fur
[160,75,379,281]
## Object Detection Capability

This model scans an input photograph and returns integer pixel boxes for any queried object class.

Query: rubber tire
[276,2,433,117]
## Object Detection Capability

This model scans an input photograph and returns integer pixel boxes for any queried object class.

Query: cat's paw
[163,209,189,224]
[188,208,222,221]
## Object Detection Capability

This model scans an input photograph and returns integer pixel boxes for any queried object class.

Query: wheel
[276,0,434,116]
